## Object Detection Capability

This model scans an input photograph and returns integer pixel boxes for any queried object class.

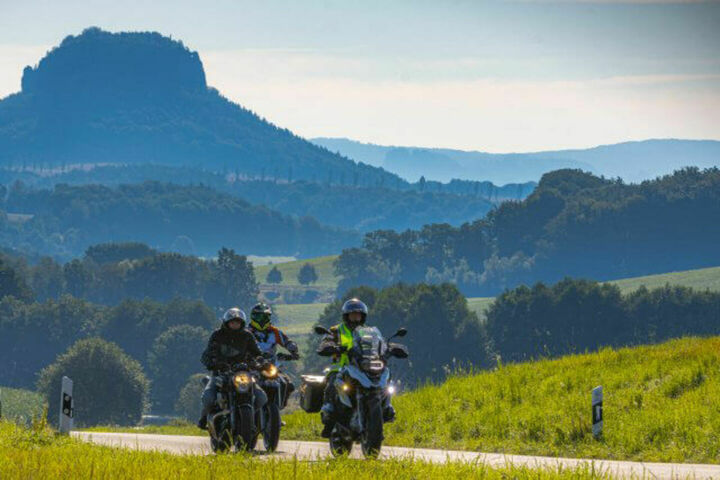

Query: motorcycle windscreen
[353,326,387,359]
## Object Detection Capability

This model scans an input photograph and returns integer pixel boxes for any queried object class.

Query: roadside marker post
[59,376,74,434]
[592,385,603,438]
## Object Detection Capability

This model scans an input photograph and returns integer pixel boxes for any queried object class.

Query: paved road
[73,431,720,479]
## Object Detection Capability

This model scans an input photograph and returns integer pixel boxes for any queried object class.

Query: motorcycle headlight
[341,382,352,393]
[387,385,396,395]
[233,373,252,387]
[262,364,279,379]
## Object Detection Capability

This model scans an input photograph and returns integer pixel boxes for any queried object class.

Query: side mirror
[314,325,332,336]
[389,344,409,359]
[394,328,407,338]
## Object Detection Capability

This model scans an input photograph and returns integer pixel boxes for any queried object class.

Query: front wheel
[263,403,281,452]
[360,395,384,458]
[235,405,255,452]
[211,425,233,454]
[329,427,353,457]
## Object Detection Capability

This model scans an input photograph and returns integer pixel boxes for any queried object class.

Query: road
[73,431,720,479]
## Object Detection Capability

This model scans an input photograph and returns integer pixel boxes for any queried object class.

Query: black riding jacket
[201,325,263,371]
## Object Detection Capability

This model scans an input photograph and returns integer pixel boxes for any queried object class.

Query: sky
[1,0,719,152]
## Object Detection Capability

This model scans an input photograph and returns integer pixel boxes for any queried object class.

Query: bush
[147,325,208,413]
[37,338,149,427]
[174,373,206,420]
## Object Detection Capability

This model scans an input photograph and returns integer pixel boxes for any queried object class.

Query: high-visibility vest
[330,323,354,372]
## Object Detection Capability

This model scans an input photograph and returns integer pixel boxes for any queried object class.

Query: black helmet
[341,298,368,329]
[222,307,246,329]
[250,302,272,331]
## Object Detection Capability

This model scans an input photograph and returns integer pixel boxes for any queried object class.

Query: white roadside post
[59,376,74,434]
[592,385,603,438]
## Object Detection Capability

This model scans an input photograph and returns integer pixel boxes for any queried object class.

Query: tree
[266,266,283,284]
[297,263,319,285]
[147,325,208,413]
[0,257,33,301]
[37,338,149,427]
[30,257,64,301]
[63,259,93,298]
[207,247,258,309]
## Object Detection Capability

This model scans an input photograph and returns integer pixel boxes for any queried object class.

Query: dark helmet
[341,298,368,329]
[250,302,272,331]
[222,307,246,329]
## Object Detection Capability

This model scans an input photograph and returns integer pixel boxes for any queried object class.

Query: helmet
[341,298,368,329]
[222,307,246,329]
[250,302,272,331]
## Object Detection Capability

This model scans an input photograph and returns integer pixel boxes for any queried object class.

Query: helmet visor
[251,312,271,328]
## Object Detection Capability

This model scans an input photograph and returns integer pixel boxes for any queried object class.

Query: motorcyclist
[247,302,300,404]
[197,307,267,430]
[316,298,395,438]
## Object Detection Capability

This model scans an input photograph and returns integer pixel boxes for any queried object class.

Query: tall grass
[0,387,45,424]
[0,421,615,479]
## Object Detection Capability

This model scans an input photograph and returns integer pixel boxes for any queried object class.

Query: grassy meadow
[255,255,340,289]
[1,421,616,480]
[608,265,720,294]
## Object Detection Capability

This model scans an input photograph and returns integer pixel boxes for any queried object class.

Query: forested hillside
[0,165,533,233]
[335,168,720,296]
[0,182,359,259]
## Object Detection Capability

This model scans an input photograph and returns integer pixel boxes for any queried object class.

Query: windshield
[353,326,386,358]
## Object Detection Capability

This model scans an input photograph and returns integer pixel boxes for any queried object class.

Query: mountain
[0,28,399,186]
[311,137,720,184]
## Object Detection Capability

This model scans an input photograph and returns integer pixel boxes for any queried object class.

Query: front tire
[329,427,353,457]
[263,403,281,453]
[211,425,232,454]
[360,394,384,458]
[235,405,255,452]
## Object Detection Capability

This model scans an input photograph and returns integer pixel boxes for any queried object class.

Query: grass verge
[1,421,618,479]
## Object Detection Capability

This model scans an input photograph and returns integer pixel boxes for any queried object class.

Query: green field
[2,422,614,480]
[103,337,720,464]
[466,296,494,322]
[608,265,720,294]
[273,302,329,335]
[255,255,340,289]
[0,387,45,423]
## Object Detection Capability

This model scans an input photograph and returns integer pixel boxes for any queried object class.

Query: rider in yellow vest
[316,297,367,438]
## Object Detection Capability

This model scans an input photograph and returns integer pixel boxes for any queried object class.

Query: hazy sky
[1,0,719,152]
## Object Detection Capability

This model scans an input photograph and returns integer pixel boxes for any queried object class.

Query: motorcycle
[309,324,409,458]
[202,360,262,453]
[252,351,297,452]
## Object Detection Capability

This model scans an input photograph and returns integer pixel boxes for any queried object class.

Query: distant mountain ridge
[311,137,720,184]
[0,28,399,186]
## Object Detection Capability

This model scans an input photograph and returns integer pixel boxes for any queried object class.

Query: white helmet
[222,307,246,328]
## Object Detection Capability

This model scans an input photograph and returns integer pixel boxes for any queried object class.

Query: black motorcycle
[307,325,408,458]
[252,351,297,452]
[203,360,261,453]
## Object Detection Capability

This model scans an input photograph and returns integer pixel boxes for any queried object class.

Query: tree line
[486,278,720,364]
[1,244,258,308]
[334,168,720,296]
